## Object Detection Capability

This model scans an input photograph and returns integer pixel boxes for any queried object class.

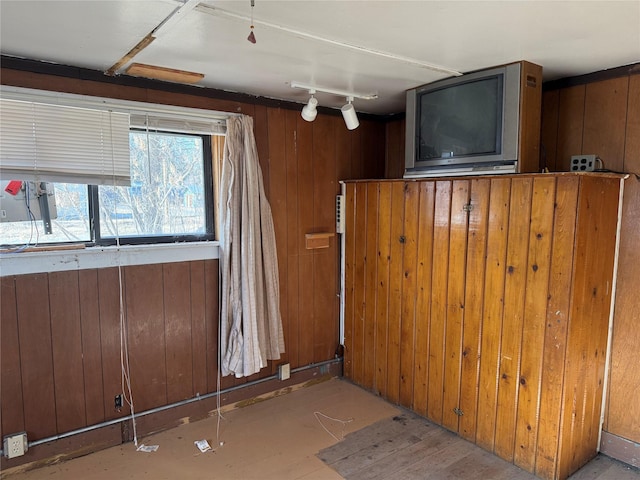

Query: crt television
[405,63,522,178]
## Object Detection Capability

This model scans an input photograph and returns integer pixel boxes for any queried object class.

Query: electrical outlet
[3,432,27,459]
[570,154,597,172]
[278,363,290,381]
[114,394,123,410]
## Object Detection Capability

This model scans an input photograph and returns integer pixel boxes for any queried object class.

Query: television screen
[417,75,503,161]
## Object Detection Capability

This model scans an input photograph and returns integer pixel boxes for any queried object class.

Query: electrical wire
[314,411,354,442]
[215,174,226,449]
[110,112,139,448]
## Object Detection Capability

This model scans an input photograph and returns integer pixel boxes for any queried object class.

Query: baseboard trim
[600,431,640,468]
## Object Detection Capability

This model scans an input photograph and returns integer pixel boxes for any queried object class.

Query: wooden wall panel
[385,118,405,179]
[284,110,300,369]
[583,78,629,172]
[1,277,25,436]
[606,179,640,443]
[558,177,621,478]
[476,178,511,451]
[535,176,579,479]
[362,121,386,180]
[374,183,392,398]
[125,265,167,412]
[441,180,469,431]
[556,86,586,171]
[399,182,420,408]
[458,179,490,441]
[98,268,128,420]
[312,115,338,363]
[253,104,269,196]
[78,270,105,426]
[343,182,357,380]
[412,181,436,417]
[494,177,532,461]
[351,184,369,386]
[15,274,57,439]
[49,271,87,433]
[163,262,193,404]
[427,180,452,423]
[541,90,560,171]
[624,75,640,172]
[296,115,315,369]
[362,183,380,390]
[386,182,406,404]
[204,259,223,391]
[189,261,208,397]
[314,248,339,361]
[513,177,556,471]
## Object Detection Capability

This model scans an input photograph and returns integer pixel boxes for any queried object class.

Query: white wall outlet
[570,154,597,172]
[278,363,290,381]
[3,432,28,459]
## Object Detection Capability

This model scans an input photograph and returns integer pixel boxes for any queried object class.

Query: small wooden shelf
[305,233,334,250]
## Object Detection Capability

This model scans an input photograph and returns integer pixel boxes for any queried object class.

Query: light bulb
[301,97,318,122]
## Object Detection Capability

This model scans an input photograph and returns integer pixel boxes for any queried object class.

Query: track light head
[341,97,359,130]
[301,96,318,122]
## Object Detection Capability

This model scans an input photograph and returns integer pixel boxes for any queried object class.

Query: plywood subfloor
[3,378,638,480]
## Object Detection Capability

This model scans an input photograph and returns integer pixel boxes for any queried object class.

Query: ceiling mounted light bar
[292,83,368,129]
[290,82,378,101]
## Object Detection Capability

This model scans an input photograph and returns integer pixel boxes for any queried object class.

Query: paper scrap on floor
[194,439,212,453]
[136,444,159,453]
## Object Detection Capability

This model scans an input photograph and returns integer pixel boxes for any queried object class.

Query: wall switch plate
[3,432,28,459]
[278,363,290,381]
[570,154,597,172]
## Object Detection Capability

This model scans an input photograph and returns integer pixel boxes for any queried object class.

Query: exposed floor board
[318,408,640,480]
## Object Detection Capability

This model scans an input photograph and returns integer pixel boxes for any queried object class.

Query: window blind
[0,98,131,185]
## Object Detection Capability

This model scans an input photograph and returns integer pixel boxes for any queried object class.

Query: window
[95,129,215,244]
[0,130,218,247]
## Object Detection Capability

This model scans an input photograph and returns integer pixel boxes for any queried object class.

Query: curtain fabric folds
[219,115,285,378]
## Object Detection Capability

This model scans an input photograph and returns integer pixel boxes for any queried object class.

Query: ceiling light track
[292,83,367,130]
[196,4,461,76]
[290,82,377,101]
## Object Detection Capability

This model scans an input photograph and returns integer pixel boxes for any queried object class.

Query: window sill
[0,241,220,277]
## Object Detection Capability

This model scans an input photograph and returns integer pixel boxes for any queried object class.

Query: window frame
[91,130,216,246]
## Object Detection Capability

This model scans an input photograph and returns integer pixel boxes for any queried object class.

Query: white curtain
[219,115,285,378]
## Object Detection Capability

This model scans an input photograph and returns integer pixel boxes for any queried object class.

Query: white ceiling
[1,0,639,115]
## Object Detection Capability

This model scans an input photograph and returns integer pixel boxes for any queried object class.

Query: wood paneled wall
[0,64,386,461]
[541,73,639,173]
[1,261,219,441]
[541,70,640,451]
[343,174,622,480]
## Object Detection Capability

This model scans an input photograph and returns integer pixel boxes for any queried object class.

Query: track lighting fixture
[301,94,318,122]
[341,97,359,130]
[290,81,377,130]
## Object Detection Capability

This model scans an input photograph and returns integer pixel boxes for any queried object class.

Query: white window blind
[0,98,131,185]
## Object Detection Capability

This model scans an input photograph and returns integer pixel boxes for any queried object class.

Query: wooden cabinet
[343,173,622,480]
